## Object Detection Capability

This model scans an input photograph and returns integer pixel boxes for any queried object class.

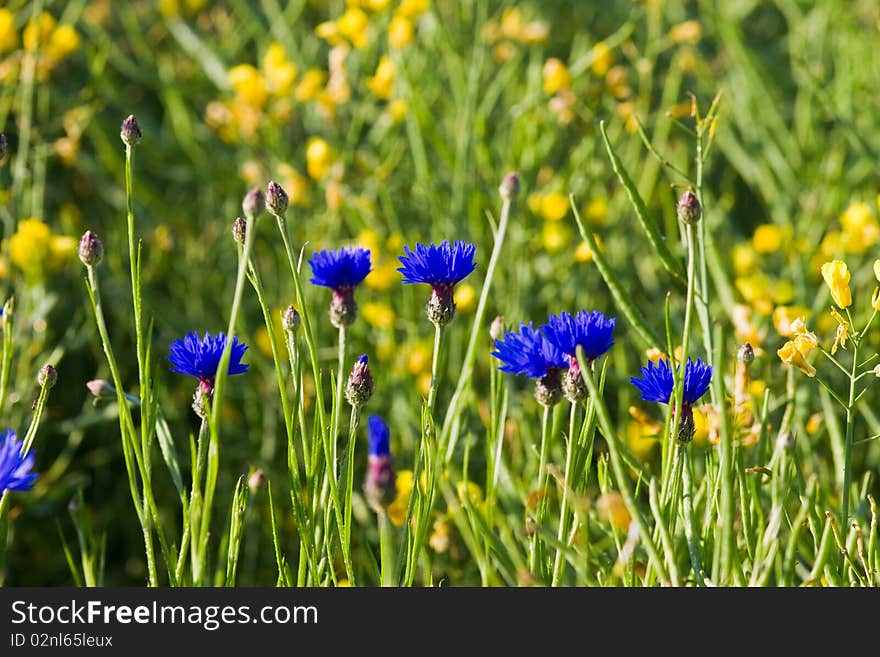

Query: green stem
[841,341,858,534]
[342,406,360,585]
[679,442,705,586]
[528,404,552,577]
[551,402,578,586]
[379,512,394,587]
[427,324,443,413]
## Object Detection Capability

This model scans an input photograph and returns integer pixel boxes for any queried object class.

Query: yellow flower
[45,24,80,64]
[54,136,78,166]
[732,243,757,275]
[735,273,773,315]
[386,98,408,123]
[387,470,413,527]
[872,288,880,312]
[575,235,604,263]
[669,20,702,44]
[262,43,297,96]
[752,224,782,254]
[645,347,666,364]
[542,222,572,253]
[829,307,849,355]
[540,192,568,221]
[366,259,398,291]
[597,492,631,530]
[362,301,396,329]
[777,340,815,377]
[874,259,880,283]
[585,197,608,226]
[277,163,310,207]
[306,137,335,180]
[8,218,73,277]
[239,159,263,185]
[367,55,395,99]
[295,68,326,101]
[772,280,794,305]
[23,12,56,50]
[626,408,660,462]
[542,58,571,94]
[417,372,431,398]
[337,7,369,49]
[820,260,852,309]
[407,342,431,375]
[790,318,819,355]
[396,0,430,20]
[315,20,344,47]
[0,8,19,54]
[454,283,476,314]
[429,517,450,553]
[590,41,613,77]
[228,64,268,108]
[388,16,414,48]
[772,305,811,337]
[839,202,878,254]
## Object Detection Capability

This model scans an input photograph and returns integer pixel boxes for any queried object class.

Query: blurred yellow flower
[367,55,395,99]
[54,136,78,166]
[669,20,702,44]
[262,43,297,96]
[626,410,660,462]
[454,283,476,313]
[407,342,431,375]
[44,24,80,64]
[277,163,310,207]
[597,491,631,530]
[590,41,613,77]
[585,197,608,226]
[839,202,878,254]
[396,0,430,20]
[772,280,794,305]
[735,273,773,315]
[772,305,810,337]
[429,516,450,553]
[540,192,568,221]
[733,304,764,349]
[23,12,55,50]
[873,259,880,282]
[387,470,413,527]
[542,58,571,94]
[575,235,604,263]
[337,7,370,49]
[306,137,335,180]
[388,16,414,48]
[752,224,782,254]
[7,219,74,278]
[362,301,396,329]
[732,243,757,275]
[229,64,268,108]
[542,222,572,253]
[295,68,326,101]
[0,9,18,54]
[872,287,880,312]
[366,259,399,291]
[240,159,263,185]
[820,260,852,309]
[777,340,815,377]
[645,347,666,364]
[386,98,408,123]
[417,372,432,398]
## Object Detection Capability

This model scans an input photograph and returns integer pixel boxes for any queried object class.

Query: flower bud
[677,190,702,225]
[281,305,301,333]
[737,342,755,366]
[499,172,520,201]
[534,372,563,407]
[427,285,455,328]
[38,363,58,389]
[365,415,396,513]
[120,115,142,146]
[192,379,214,420]
[232,217,247,244]
[78,230,104,267]
[330,288,358,328]
[86,379,114,398]
[489,315,505,341]
[562,360,587,403]
[345,355,374,408]
[242,187,265,219]
[266,180,289,216]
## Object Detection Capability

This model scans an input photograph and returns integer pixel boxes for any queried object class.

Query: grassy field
[0,0,878,587]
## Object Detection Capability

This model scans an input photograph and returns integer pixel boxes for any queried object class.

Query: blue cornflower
[308,246,372,290]
[630,357,712,406]
[542,310,616,361]
[365,415,396,513]
[398,241,476,287]
[168,331,249,383]
[492,323,568,406]
[308,246,371,328]
[398,241,476,327]
[0,429,38,493]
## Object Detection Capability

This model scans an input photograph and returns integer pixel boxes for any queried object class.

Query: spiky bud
[120,115,142,146]
[330,288,357,328]
[78,230,104,267]
[38,364,58,389]
[345,355,374,408]
[489,316,505,341]
[281,305,301,333]
[266,180,289,216]
[562,360,588,404]
[242,187,265,219]
[499,172,520,201]
[232,217,247,244]
[427,285,455,328]
[534,372,564,407]
[677,191,702,225]
[737,342,755,366]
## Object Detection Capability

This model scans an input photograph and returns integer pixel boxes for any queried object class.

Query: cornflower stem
[694,126,713,371]
[427,324,443,413]
[441,192,513,461]
[189,419,209,582]
[551,402,578,586]
[841,339,859,535]
[342,406,361,586]
[679,442,705,586]
[0,299,15,414]
[334,327,347,462]
[378,512,394,587]
[201,208,257,582]
[0,380,51,526]
[528,404,552,578]
[330,325,355,583]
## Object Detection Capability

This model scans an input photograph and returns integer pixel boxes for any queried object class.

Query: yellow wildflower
[585,197,608,226]
[228,64,268,108]
[337,7,369,49]
[387,98,408,123]
[669,20,702,44]
[295,68,326,101]
[590,41,613,76]
[872,288,880,312]
[366,259,398,291]
[645,347,666,364]
[752,224,782,254]
[597,492,631,530]
[362,301,396,330]
[540,192,568,221]
[829,307,849,355]
[315,20,344,46]
[388,16,414,48]
[277,163,310,207]
[0,9,18,54]
[732,243,757,276]
[777,340,815,377]
[772,305,810,337]
[429,517,450,553]
[396,0,430,20]
[306,137,334,180]
[733,304,764,349]
[790,318,819,355]
[387,470,414,527]
[23,12,55,50]
[749,379,766,398]
[262,43,297,96]
[367,55,395,99]
[772,280,794,305]
[735,273,773,315]
[820,260,852,309]
[542,58,571,94]
[805,413,822,435]
[407,342,431,375]
[417,372,432,398]
[45,24,80,64]
[542,222,572,253]
[454,283,476,313]
[839,202,878,254]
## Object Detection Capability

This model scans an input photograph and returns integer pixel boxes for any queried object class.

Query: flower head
[821,260,852,309]
[365,414,396,513]
[397,241,477,288]
[542,310,616,361]
[168,331,249,383]
[630,357,712,406]
[492,322,567,379]
[368,414,391,457]
[0,429,38,493]
[345,354,374,408]
[308,246,372,291]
